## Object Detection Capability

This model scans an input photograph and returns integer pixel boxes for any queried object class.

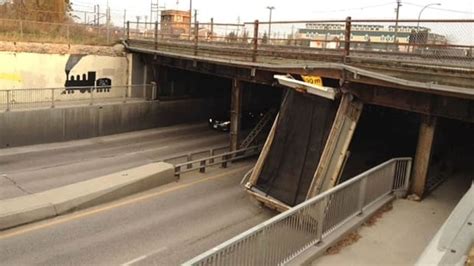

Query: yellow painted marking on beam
[0,165,251,240]
[0,73,22,82]
[301,75,323,88]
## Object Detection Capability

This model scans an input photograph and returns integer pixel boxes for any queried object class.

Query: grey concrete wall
[0,99,213,148]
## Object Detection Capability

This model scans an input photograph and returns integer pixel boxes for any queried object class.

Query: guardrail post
[221,154,228,168]
[252,20,259,62]
[175,166,181,179]
[154,21,159,50]
[199,160,206,173]
[357,177,368,214]
[209,149,215,163]
[51,89,55,108]
[194,21,199,56]
[126,21,130,40]
[344,16,352,61]
[187,154,193,169]
[6,90,11,112]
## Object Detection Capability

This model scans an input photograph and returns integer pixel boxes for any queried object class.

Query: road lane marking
[121,246,168,266]
[0,164,252,240]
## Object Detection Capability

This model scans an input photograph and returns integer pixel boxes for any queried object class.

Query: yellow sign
[301,75,323,87]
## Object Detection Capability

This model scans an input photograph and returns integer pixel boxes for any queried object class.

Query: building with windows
[296,23,447,51]
[160,9,191,37]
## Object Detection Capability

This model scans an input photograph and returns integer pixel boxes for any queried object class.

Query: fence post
[126,21,130,40]
[252,20,259,62]
[154,21,158,50]
[344,16,352,60]
[194,21,199,56]
[51,89,55,108]
[19,20,23,40]
[6,90,11,112]
[210,18,214,41]
[357,177,368,214]
[175,166,181,179]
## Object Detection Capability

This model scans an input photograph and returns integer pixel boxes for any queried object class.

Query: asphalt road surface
[0,161,275,265]
[0,123,228,200]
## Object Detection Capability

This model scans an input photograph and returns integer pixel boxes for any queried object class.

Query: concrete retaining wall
[0,99,214,148]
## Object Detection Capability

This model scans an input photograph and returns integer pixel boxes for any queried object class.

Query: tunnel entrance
[338,104,420,183]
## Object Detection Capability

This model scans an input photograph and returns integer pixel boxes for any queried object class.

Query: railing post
[51,88,55,108]
[252,20,259,62]
[316,197,328,243]
[344,16,352,61]
[122,85,127,103]
[403,160,413,194]
[194,21,199,56]
[126,21,130,40]
[357,177,368,214]
[90,86,94,106]
[154,21,158,50]
[6,90,11,112]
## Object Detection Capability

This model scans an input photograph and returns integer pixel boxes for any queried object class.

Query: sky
[72,0,474,24]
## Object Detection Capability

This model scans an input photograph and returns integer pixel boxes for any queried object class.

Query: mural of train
[63,71,112,94]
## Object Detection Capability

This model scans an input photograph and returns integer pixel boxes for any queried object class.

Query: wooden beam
[306,94,363,199]
[410,115,437,198]
[246,113,279,188]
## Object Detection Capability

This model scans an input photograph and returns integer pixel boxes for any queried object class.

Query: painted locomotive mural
[62,54,112,94]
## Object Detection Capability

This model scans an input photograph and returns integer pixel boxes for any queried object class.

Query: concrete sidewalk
[313,174,471,265]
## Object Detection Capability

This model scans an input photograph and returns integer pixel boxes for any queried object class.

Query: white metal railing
[183,157,412,266]
[0,84,156,112]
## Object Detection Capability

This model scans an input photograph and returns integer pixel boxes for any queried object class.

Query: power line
[404,2,474,15]
[311,2,395,14]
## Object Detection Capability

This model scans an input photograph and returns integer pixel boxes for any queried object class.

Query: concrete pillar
[410,115,437,198]
[230,79,243,152]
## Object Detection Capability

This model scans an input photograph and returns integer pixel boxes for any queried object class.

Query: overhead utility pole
[394,0,401,43]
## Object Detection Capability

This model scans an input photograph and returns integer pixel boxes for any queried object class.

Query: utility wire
[311,1,395,14]
[404,2,474,15]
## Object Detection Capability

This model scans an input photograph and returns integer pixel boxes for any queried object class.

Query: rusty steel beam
[230,79,243,152]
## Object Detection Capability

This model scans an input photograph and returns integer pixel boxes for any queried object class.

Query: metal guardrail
[0,84,155,112]
[171,145,262,178]
[184,157,412,266]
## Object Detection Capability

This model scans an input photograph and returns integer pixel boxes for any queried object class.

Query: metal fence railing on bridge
[183,157,412,266]
[125,18,474,69]
[0,84,155,112]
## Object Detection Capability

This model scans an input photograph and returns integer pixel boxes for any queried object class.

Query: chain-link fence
[0,18,125,45]
[126,18,474,68]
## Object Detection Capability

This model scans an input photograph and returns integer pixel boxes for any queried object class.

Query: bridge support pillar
[230,79,243,152]
[410,115,437,199]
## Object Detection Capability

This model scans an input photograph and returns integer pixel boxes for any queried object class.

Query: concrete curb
[0,162,175,230]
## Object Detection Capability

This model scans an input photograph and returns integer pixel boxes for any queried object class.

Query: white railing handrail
[184,157,412,265]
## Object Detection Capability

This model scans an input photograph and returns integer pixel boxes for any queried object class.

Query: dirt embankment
[0,41,126,56]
